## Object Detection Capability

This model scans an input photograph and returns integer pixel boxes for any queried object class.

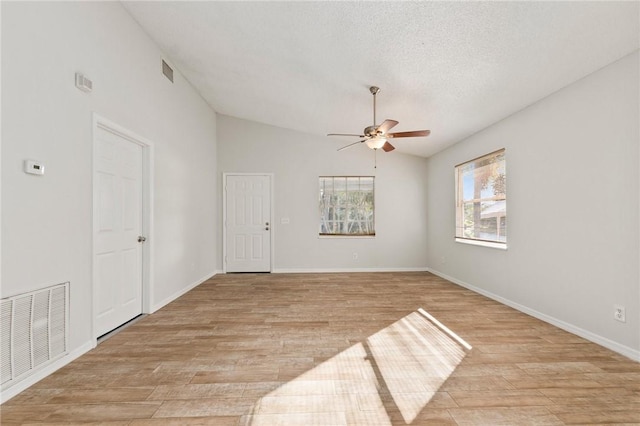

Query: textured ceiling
[122,1,639,157]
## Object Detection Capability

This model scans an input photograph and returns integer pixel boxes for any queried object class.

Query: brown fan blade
[337,140,365,151]
[377,119,399,134]
[382,142,395,152]
[327,133,365,137]
[387,129,431,138]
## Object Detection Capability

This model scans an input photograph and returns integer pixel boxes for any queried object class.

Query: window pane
[460,200,506,242]
[461,151,506,202]
[334,177,347,193]
[346,177,359,192]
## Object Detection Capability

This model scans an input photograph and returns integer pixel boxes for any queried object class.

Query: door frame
[222,173,274,273]
[91,114,154,344]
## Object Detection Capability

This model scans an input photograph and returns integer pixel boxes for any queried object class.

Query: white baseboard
[427,268,640,362]
[272,267,429,274]
[150,271,217,313]
[0,340,94,404]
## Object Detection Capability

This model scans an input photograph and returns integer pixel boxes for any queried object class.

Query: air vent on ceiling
[162,60,174,83]
[75,72,93,92]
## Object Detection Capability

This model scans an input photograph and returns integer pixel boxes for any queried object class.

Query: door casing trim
[222,173,274,273]
[91,114,154,345]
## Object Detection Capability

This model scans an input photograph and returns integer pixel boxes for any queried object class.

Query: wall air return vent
[162,60,174,83]
[0,282,69,391]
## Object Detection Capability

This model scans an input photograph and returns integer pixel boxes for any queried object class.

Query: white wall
[217,115,429,272]
[1,0,218,389]
[426,51,640,359]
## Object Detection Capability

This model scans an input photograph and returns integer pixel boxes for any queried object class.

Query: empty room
[1,1,639,425]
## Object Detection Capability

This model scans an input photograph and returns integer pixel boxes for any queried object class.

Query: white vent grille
[0,283,69,390]
[162,59,174,82]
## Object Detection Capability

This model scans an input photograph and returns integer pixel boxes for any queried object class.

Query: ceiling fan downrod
[370,86,380,127]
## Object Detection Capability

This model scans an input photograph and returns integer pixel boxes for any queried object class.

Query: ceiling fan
[328,86,431,153]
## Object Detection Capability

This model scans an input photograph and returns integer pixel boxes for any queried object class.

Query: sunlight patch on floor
[367,310,468,423]
[245,309,471,425]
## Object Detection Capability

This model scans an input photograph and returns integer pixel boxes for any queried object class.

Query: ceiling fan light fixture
[366,136,387,150]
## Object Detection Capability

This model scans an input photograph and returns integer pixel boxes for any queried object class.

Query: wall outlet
[352,252,358,260]
[614,305,626,323]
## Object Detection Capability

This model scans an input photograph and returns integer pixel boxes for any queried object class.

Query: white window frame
[319,176,375,237]
[455,149,507,249]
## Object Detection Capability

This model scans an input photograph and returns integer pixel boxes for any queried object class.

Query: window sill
[319,235,376,239]
[455,238,507,250]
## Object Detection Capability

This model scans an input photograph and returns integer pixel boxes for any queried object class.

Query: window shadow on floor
[243,308,471,425]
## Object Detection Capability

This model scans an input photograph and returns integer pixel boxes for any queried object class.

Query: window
[455,149,506,246]
[319,176,375,236]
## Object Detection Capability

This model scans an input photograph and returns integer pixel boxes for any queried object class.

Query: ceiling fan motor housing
[364,125,381,137]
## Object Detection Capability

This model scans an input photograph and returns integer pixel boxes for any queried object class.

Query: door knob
[138,236,147,243]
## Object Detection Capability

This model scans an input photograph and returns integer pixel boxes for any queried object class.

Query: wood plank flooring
[2,272,639,425]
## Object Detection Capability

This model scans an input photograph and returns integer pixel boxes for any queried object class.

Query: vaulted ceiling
[123,1,639,157]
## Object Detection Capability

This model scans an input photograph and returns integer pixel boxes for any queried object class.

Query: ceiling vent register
[162,60,174,83]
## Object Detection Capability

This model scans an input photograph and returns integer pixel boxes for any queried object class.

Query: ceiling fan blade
[388,129,431,138]
[327,133,365,137]
[337,140,365,151]
[382,142,395,152]
[377,119,399,133]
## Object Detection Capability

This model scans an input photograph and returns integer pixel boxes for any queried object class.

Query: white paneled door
[94,126,144,337]
[225,174,272,272]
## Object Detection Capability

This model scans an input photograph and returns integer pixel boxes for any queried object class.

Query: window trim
[318,235,376,240]
[455,237,507,250]
[455,149,506,247]
[319,175,376,237]
[453,148,506,169]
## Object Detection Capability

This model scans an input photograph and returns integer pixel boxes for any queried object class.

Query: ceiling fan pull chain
[374,148,377,169]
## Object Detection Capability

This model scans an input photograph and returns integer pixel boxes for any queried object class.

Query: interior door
[94,127,144,337]
[225,174,272,272]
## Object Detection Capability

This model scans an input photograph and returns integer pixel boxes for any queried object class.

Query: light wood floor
[2,272,639,425]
